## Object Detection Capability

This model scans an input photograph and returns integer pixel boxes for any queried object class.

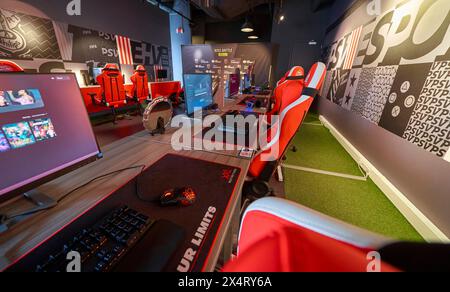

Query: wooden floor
[93,115,145,148]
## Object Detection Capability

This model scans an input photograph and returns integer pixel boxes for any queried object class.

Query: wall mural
[0,8,171,86]
[321,0,450,160]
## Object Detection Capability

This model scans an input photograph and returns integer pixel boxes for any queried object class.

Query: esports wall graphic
[321,0,450,161]
[0,8,172,86]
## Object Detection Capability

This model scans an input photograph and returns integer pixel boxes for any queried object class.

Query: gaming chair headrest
[0,60,24,72]
[304,62,326,92]
[261,62,326,152]
[285,66,305,81]
[135,65,146,73]
[103,63,120,72]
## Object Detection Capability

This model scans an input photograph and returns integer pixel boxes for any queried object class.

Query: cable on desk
[4,165,147,221]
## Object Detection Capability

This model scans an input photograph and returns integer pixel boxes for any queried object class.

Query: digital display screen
[0,73,101,198]
[243,74,251,90]
[157,69,168,79]
[184,74,213,116]
[226,74,240,98]
[92,67,103,84]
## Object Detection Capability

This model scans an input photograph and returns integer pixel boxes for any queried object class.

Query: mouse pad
[238,96,269,108]
[122,154,242,272]
[6,154,241,273]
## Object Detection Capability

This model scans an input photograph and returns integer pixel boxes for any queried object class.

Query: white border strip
[303,122,323,127]
[320,115,449,243]
[283,164,367,181]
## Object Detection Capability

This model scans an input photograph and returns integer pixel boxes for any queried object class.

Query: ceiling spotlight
[241,18,254,33]
[248,35,259,40]
[277,0,286,24]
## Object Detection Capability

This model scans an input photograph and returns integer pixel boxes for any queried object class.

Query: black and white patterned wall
[322,0,450,161]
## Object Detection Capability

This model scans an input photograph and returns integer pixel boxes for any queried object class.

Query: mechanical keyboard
[34,206,155,272]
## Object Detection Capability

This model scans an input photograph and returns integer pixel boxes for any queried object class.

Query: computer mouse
[160,187,197,207]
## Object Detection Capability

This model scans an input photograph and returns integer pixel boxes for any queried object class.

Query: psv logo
[222,169,233,182]
[222,169,238,184]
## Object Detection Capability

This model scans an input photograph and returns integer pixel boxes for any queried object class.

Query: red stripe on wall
[117,36,124,64]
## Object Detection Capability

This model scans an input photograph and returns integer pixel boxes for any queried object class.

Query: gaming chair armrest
[87,92,101,106]
[239,198,392,254]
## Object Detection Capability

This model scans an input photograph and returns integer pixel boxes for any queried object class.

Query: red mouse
[160,187,197,207]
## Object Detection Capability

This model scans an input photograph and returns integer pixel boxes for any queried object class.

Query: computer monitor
[183,74,213,116]
[225,74,240,98]
[157,69,168,79]
[92,67,103,84]
[242,74,252,91]
[0,73,102,203]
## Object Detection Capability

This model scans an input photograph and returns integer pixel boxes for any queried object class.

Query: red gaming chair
[131,65,150,102]
[0,60,24,72]
[244,63,326,200]
[224,198,450,272]
[92,64,127,124]
[267,66,305,122]
[276,71,290,88]
[130,65,151,115]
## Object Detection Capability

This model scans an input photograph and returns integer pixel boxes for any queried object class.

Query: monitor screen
[92,67,103,83]
[243,74,252,90]
[226,74,240,98]
[157,69,168,79]
[0,73,101,200]
[183,74,213,116]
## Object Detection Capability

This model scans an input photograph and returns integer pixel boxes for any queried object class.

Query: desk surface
[0,95,264,272]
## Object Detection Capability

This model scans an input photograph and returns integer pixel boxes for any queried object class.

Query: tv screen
[243,74,252,90]
[157,69,168,79]
[0,73,101,200]
[226,74,240,98]
[183,74,213,116]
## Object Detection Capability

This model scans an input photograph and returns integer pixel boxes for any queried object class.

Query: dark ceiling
[190,0,275,20]
[157,0,336,43]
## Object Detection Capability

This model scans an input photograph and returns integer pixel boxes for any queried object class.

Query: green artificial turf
[285,123,362,177]
[303,112,321,124]
[284,169,423,241]
[283,114,423,241]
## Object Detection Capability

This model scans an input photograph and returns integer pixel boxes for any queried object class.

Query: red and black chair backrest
[248,63,327,180]
[131,65,150,102]
[96,64,127,108]
[268,66,305,120]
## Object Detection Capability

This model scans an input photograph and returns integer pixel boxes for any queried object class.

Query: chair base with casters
[127,96,149,116]
[89,92,127,124]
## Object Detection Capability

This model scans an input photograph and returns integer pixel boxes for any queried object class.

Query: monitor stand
[24,190,58,210]
[0,190,57,234]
